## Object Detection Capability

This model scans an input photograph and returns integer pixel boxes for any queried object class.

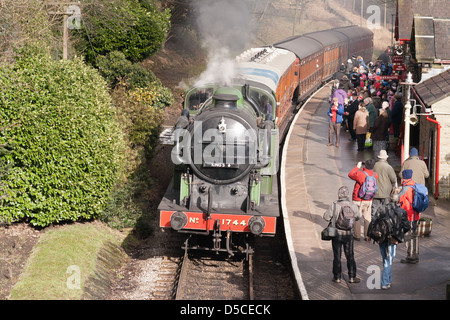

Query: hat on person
[410,148,418,156]
[377,150,389,160]
[381,101,389,109]
[402,169,413,179]
[338,186,349,199]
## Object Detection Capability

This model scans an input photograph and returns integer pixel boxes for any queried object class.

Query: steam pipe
[242,84,262,117]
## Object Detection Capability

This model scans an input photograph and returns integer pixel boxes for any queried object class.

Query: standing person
[353,101,369,151]
[323,186,361,283]
[372,150,397,214]
[371,109,390,156]
[350,67,360,88]
[175,109,190,129]
[327,97,344,147]
[371,190,410,289]
[391,94,403,137]
[348,159,378,241]
[398,169,420,264]
[333,64,347,80]
[261,95,273,121]
[332,87,347,106]
[346,93,359,141]
[399,147,430,185]
[339,75,351,92]
[364,98,377,132]
[371,91,381,110]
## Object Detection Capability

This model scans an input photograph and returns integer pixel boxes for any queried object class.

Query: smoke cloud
[191,0,256,87]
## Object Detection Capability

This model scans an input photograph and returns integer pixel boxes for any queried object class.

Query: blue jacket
[328,104,345,123]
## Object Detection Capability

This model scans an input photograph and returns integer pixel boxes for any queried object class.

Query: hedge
[75,0,171,64]
[97,51,158,89]
[0,46,125,227]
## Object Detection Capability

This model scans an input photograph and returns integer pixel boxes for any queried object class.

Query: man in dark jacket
[391,94,403,137]
[346,93,360,141]
[323,186,361,284]
[371,190,410,289]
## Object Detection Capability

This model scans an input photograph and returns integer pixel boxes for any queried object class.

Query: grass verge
[9,222,126,300]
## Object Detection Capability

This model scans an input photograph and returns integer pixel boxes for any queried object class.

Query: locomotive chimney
[213,94,239,109]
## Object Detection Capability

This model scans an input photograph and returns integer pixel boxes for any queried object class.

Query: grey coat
[323,198,360,235]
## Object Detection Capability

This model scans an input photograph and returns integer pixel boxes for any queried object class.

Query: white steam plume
[192,0,255,87]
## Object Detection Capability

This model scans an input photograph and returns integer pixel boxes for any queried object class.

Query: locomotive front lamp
[170,211,188,231]
[248,216,266,235]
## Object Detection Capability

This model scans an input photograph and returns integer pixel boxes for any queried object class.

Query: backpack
[412,184,429,212]
[399,184,429,213]
[335,204,355,231]
[367,214,393,244]
[358,171,378,200]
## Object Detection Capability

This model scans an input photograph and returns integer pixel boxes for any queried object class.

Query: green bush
[128,86,174,109]
[97,51,158,89]
[0,46,125,227]
[75,0,171,64]
[112,85,167,161]
[99,85,167,231]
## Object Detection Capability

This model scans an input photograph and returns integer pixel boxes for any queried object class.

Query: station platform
[281,85,450,300]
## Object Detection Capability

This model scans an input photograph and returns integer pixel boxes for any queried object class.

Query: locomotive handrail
[242,84,262,117]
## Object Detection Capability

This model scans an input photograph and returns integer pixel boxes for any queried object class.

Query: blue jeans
[379,242,397,287]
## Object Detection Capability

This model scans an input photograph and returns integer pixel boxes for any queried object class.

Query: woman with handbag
[323,186,361,284]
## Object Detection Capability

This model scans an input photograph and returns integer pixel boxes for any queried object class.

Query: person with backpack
[323,186,361,284]
[398,169,421,264]
[369,189,411,289]
[399,147,430,185]
[348,159,378,241]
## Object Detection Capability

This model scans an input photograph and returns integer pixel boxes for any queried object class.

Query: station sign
[376,75,401,80]
[392,55,403,63]
[393,64,407,71]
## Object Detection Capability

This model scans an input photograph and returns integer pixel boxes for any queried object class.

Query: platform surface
[281,85,450,300]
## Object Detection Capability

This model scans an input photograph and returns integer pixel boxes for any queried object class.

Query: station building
[392,0,450,199]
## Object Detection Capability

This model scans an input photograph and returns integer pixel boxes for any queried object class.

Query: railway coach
[159,26,373,257]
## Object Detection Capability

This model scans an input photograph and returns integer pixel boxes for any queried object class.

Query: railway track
[175,250,250,300]
[149,219,299,300]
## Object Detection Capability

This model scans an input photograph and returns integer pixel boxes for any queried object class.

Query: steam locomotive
[159,26,373,257]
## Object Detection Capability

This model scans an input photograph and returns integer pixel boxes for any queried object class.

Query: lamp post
[402,72,414,163]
